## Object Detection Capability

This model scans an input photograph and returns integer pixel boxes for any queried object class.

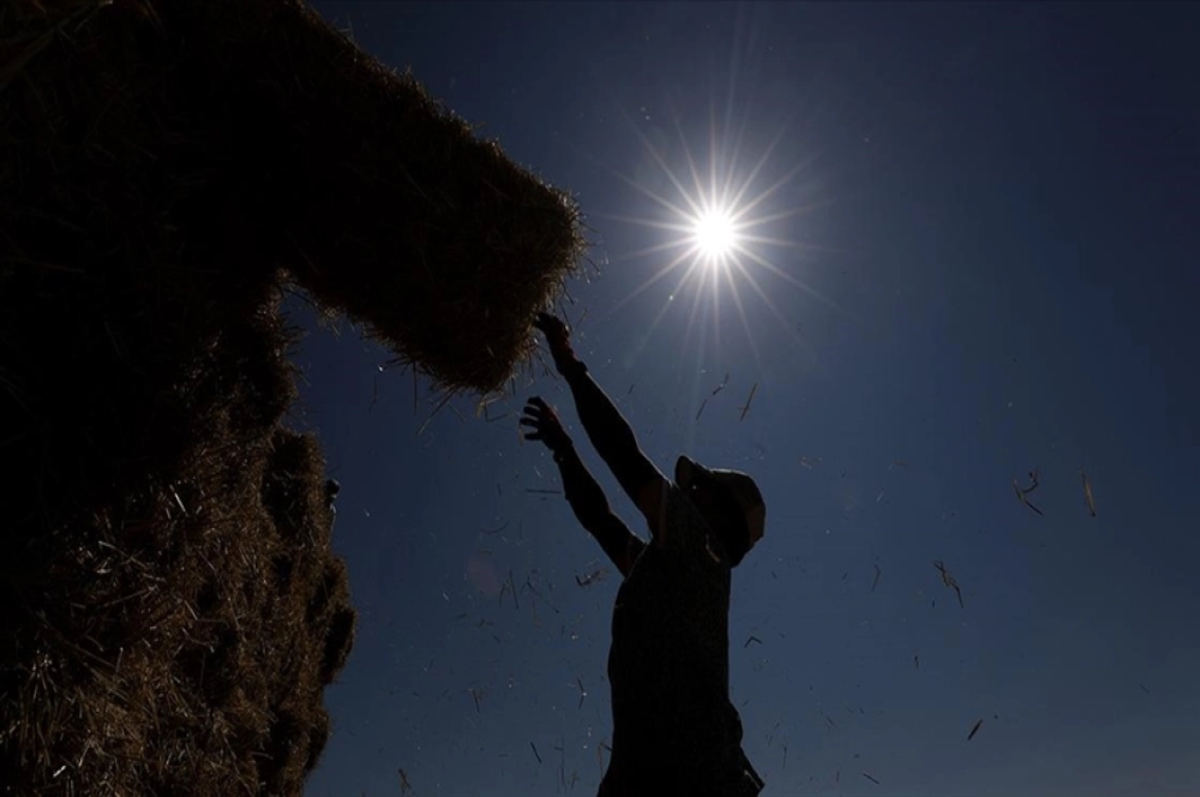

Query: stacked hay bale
[0,0,584,794]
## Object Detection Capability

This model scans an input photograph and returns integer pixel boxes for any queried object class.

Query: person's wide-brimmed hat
[675,455,766,549]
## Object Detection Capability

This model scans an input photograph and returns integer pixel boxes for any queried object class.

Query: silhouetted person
[521,313,766,797]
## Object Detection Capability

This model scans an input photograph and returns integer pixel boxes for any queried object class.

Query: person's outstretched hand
[533,312,582,375]
[520,396,571,454]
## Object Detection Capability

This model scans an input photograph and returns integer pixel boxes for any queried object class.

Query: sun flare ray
[604,246,697,318]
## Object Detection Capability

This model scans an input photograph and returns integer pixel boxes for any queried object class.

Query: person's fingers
[518,417,538,429]
[523,430,543,442]
[535,312,567,337]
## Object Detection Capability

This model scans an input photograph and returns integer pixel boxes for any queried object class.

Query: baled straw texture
[167,0,587,394]
[1,0,582,794]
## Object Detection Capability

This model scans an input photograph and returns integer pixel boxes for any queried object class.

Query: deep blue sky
[295,3,1199,796]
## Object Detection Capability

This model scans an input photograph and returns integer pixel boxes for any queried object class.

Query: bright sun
[589,94,841,368]
[691,209,739,264]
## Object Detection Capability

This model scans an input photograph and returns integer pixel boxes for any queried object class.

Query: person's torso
[606,483,745,780]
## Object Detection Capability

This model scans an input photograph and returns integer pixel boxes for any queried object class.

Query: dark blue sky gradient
[296,3,1199,795]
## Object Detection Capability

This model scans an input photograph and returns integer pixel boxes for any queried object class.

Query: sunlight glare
[691,208,739,264]
[590,88,849,371]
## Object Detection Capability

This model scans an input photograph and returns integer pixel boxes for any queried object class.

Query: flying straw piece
[575,563,609,587]
[399,768,413,796]
[767,721,781,747]
[485,408,511,423]
[530,742,542,764]
[523,576,561,613]
[863,772,881,785]
[695,398,708,421]
[967,719,983,741]
[744,635,763,648]
[597,740,612,773]
[738,382,759,421]
[1081,469,1097,517]
[871,564,882,593]
[1013,467,1044,516]
[934,560,964,608]
[415,388,455,437]
[712,373,730,395]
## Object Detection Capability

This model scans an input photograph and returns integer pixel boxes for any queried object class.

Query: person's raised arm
[520,397,645,576]
[533,314,669,538]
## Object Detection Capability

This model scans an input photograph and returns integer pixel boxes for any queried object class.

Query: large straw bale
[0,0,584,794]
[173,0,587,393]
